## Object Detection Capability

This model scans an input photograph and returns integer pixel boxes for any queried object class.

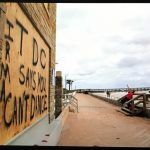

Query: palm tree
[70,80,74,90]
[66,79,74,91]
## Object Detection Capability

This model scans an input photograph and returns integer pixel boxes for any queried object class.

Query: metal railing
[69,95,78,113]
[76,88,150,93]
[62,93,78,113]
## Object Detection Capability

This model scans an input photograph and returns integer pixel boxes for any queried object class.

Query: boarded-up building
[0,3,56,144]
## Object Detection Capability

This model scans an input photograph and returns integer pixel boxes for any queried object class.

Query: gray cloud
[57,4,87,30]
[78,72,94,76]
[56,3,150,89]
[126,35,150,46]
[117,56,141,68]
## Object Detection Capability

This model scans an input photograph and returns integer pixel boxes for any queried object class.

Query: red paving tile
[57,93,150,147]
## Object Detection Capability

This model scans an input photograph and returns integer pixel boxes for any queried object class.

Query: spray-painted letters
[0,17,49,130]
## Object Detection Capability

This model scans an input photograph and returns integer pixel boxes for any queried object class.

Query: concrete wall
[89,93,121,106]
[0,3,56,145]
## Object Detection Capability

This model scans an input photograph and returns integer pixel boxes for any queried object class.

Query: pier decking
[57,93,150,147]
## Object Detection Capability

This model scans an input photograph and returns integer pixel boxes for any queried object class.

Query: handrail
[62,94,79,113]
[125,95,142,104]
[69,95,79,113]
[123,93,147,115]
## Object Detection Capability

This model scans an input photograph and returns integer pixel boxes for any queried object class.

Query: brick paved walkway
[57,93,150,147]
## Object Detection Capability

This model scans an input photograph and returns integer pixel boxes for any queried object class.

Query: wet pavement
[57,93,150,147]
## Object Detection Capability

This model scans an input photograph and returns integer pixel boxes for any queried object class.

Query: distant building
[0,3,56,144]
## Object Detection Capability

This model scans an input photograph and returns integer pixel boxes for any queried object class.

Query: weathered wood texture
[55,71,63,118]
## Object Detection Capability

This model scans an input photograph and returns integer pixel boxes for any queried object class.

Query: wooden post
[131,101,134,115]
[143,94,146,115]
[55,71,63,118]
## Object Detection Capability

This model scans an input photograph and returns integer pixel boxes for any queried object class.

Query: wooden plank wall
[0,3,51,144]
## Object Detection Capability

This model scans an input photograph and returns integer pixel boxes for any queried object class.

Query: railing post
[55,71,63,118]
[143,94,146,115]
[131,101,134,115]
[69,95,79,113]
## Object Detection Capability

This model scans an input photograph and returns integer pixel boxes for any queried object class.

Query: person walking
[106,91,110,98]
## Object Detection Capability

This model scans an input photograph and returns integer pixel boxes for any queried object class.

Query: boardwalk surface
[57,93,150,147]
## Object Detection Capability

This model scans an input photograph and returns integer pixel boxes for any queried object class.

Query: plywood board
[0,3,50,144]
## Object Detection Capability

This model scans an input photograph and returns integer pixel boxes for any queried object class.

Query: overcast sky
[56,3,150,89]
